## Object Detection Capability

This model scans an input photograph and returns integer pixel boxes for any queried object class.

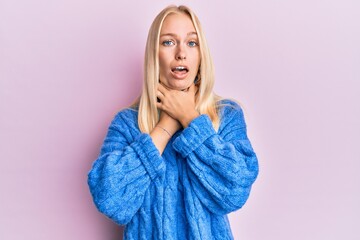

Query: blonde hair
[131,5,222,133]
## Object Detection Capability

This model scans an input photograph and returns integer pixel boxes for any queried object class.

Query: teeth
[175,66,186,70]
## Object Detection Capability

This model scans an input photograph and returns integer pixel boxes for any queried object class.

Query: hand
[156,82,200,128]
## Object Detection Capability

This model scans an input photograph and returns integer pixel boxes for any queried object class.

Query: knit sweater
[87,99,259,240]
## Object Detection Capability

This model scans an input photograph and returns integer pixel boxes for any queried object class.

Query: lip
[170,65,189,80]
[171,69,189,79]
[171,64,189,70]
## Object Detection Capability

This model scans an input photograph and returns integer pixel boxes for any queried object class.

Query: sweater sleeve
[172,104,259,215]
[87,112,165,225]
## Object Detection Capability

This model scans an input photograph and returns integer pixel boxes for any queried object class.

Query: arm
[172,104,259,215]
[150,110,181,155]
[87,112,165,225]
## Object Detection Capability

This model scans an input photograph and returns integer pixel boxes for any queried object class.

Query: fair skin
[150,12,201,154]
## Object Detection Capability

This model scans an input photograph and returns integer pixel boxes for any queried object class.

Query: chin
[167,79,191,90]
[173,82,191,90]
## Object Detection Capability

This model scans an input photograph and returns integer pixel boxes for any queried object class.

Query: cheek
[159,51,171,72]
[193,58,201,72]
[158,52,165,68]
[191,51,201,70]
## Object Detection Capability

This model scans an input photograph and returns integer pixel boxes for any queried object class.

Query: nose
[175,45,186,60]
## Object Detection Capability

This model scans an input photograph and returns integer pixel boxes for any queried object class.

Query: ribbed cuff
[131,133,164,180]
[172,114,216,158]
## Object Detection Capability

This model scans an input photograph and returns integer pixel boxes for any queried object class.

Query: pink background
[1,0,359,239]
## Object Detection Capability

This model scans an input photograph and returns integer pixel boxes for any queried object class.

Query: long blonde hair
[131,5,222,133]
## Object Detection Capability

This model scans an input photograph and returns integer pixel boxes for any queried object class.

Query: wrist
[180,110,200,128]
[155,125,172,137]
[159,113,181,133]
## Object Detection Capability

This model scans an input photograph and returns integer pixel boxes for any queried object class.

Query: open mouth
[171,66,189,73]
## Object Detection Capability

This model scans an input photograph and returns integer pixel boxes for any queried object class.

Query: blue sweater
[88,99,259,239]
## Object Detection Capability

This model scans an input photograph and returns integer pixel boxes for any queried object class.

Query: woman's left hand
[156,83,200,128]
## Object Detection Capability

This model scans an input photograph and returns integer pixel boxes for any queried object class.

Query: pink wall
[1,0,359,239]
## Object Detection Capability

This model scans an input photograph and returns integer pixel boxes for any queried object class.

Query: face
[158,13,200,90]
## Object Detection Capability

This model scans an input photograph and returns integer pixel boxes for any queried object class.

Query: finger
[156,101,163,110]
[157,90,165,101]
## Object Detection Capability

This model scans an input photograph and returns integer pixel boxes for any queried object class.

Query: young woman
[88,5,259,239]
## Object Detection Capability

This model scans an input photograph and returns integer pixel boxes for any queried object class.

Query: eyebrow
[160,32,198,37]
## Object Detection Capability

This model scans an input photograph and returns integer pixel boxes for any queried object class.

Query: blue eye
[188,41,198,47]
[162,40,174,46]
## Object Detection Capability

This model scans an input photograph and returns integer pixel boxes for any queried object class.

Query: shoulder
[216,98,246,130]
[216,98,244,118]
[110,106,139,131]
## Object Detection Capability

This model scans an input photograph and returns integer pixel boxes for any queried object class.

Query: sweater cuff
[172,114,216,158]
[131,133,164,180]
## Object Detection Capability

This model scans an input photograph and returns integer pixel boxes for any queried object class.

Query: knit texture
[88,99,259,240]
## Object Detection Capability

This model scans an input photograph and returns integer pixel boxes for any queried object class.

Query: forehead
[160,13,196,35]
